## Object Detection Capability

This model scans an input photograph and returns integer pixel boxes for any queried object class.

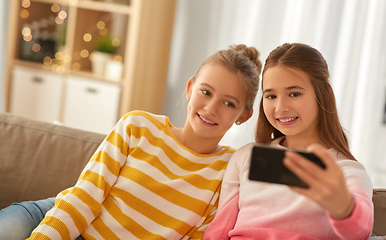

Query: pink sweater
[203,139,374,240]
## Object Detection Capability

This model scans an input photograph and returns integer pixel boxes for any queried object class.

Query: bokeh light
[20,9,29,18]
[32,43,41,52]
[55,52,64,61]
[21,0,31,8]
[51,4,60,13]
[83,33,92,42]
[80,49,89,58]
[55,16,64,24]
[97,21,105,30]
[113,55,123,62]
[58,10,67,20]
[63,55,72,63]
[112,38,120,47]
[23,35,32,42]
[99,28,108,36]
[72,62,81,71]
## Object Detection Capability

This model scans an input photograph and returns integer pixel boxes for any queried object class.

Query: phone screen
[248,145,325,188]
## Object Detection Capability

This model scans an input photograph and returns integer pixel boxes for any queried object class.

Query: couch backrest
[0,112,106,209]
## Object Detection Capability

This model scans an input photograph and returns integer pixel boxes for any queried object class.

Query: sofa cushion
[0,112,106,209]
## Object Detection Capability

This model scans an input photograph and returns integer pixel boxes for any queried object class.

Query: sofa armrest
[0,112,106,209]
[373,188,386,236]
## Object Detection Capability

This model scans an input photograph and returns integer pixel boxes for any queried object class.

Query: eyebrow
[263,85,305,94]
[201,83,241,104]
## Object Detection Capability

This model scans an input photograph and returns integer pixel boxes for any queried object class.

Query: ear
[186,78,194,100]
[236,108,253,125]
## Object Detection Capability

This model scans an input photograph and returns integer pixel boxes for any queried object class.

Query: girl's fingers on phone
[284,151,324,176]
[306,144,336,169]
[283,154,325,189]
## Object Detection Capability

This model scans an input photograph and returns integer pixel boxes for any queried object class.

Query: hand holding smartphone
[248,145,326,188]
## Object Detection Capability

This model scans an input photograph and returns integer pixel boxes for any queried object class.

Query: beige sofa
[0,112,385,237]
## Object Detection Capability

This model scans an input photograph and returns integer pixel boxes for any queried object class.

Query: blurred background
[0,0,385,187]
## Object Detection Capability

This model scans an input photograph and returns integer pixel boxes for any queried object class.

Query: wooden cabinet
[4,0,177,131]
[62,76,121,134]
[10,66,63,123]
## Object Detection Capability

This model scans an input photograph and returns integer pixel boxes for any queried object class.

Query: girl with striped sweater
[0,44,262,240]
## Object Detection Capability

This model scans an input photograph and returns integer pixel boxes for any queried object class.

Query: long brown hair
[193,44,262,111]
[255,43,356,160]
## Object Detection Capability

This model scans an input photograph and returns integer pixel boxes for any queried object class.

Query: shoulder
[336,159,373,198]
[228,142,256,169]
[122,111,168,127]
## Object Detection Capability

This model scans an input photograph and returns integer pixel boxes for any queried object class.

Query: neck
[170,127,222,154]
[281,135,326,151]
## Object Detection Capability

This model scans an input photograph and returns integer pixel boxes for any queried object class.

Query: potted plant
[92,34,117,76]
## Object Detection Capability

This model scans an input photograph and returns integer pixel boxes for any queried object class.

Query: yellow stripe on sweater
[80,232,96,240]
[102,197,169,239]
[60,187,102,218]
[78,170,112,199]
[126,147,222,190]
[108,187,193,236]
[91,217,120,240]
[105,130,129,157]
[118,166,208,215]
[88,151,122,178]
[28,232,51,240]
[55,200,88,234]
[38,216,71,239]
[128,125,229,172]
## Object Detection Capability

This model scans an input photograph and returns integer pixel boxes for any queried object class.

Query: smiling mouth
[277,117,298,123]
[198,114,217,125]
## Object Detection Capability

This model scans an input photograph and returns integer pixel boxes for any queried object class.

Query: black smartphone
[248,145,326,188]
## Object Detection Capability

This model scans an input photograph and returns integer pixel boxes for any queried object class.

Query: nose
[275,97,289,113]
[204,99,219,115]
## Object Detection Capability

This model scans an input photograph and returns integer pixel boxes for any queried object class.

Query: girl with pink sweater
[203,43,373,240]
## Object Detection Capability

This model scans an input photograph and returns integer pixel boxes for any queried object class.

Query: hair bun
[232,44,262,75]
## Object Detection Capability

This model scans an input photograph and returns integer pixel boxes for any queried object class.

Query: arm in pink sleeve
[328,184,374,240]
[204,143,254,240]
[203,193,239,240]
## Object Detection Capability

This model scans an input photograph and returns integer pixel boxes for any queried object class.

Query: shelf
[77,1,132,14]
[13,59,123,84]
[27,0,132,12]
[6,0,177,127]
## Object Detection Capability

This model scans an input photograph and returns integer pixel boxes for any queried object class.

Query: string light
[113,55,123,62]
[20,9,29,18]
[99,28,108,36]
[83,33,92,42]
[72,62,81,71]
[58,10,67,20]
[43,56,51,65]
[21,0,31,8]
[80,49,89,58]
[112,38,120,47]
[55,52,64,61]
[96,21,105,30]
[51,4,60,13]
[32,43,41,52]
[63,55,72,63]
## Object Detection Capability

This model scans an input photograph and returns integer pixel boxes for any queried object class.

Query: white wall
[163,0,213,128]
[164,0,386,188]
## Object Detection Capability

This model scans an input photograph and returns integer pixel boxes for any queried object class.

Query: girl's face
[262,65,319,141]
[186,64,252,141]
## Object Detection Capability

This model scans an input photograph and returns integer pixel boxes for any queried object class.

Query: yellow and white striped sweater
[28,111,235,240]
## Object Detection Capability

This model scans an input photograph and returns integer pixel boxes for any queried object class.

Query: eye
[201,89,211,96]
[265,95,276,100]
[224,101,235,108]
[290,92,301,97]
